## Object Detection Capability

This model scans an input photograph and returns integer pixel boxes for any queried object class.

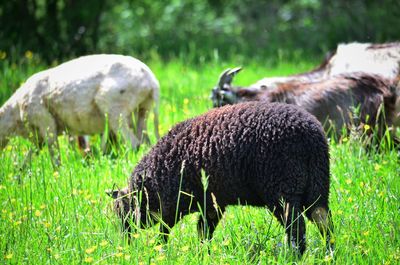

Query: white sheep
[0,54,160,165]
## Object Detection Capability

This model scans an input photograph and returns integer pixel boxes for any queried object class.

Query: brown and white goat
[212,71,400,144]
[212,42,400,102]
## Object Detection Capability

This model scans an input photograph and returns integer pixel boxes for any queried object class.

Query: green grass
[1,55,399,264]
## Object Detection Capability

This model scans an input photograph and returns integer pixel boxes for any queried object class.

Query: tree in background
[0,0,399,62]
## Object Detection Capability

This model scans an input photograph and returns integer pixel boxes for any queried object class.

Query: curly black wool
[112,101,333,254]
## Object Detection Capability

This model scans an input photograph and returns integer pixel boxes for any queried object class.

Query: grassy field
[0,54,399,264]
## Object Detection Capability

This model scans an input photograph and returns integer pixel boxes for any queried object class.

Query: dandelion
[363,231,370,236]
[43,222,51,228]
[84,256,94,263]
[132,233,140,239]
[115,252,123,258]
[347,197,353,203]
[99,240,108,247]
[5,253,13,259]
[324,254,333,262]
[157,255,166,261]
[154,245,163,251]
[35,210,42,217]
[181,245,189,252]
[85,246,97,254]
[0,51,6,59]
[25,50,33,60]
[222,239,231,246]
[345,179,352,184]
[363,124,370,131]
[14,220,22,226]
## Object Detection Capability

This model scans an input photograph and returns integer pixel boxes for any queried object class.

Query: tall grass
[0,55,399,264]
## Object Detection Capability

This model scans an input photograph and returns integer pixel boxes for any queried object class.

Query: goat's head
[211,67,242,107]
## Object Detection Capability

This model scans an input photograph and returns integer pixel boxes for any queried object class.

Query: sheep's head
[107,187,132,233]
[211,67,242,107]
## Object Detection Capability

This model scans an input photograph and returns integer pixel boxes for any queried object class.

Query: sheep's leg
[27,109,60,167]
[308,206,334,253]
[197,208,223,241]
[108,113,140,151]
[159,215,175,243]
[136,108,150,145]
[284,200,306,255]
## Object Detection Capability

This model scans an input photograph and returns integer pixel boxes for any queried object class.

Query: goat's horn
[218,68,232,88]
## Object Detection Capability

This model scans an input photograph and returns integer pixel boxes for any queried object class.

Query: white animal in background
[0,54,160,165]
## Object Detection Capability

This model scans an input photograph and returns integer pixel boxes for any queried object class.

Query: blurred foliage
[0,0,399,63]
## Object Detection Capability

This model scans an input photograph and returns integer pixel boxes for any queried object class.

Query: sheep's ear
[218,67,242,88]
[105,189,119,199]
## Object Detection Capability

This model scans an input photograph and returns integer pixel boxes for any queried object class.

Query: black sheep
[108,102,333,254]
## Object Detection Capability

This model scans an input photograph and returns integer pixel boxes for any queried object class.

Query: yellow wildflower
[116,246,124,251]
[99,240,108,247]
[115,252,123,258]
[35,210,42,217]
[0,51,6,60]
[85,246,97,254]
[345,179,352,184]
[25,50,33,60]
[5,253,13,259]
[183,98,189,105]
[363,231,370,236]
[181,245,189,252]
[347,197,353,203]
[364,124,370,131]
[40,204,46,209]
[124,254,131,260]
[154,245,163,251]
[132,233,140,239]
[157,255,166,261]
[84,256,93,263]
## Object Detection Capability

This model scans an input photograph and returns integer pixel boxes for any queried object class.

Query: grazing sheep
[212,71,399,144]
[108,102,333,254]
[0,54,160,165]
